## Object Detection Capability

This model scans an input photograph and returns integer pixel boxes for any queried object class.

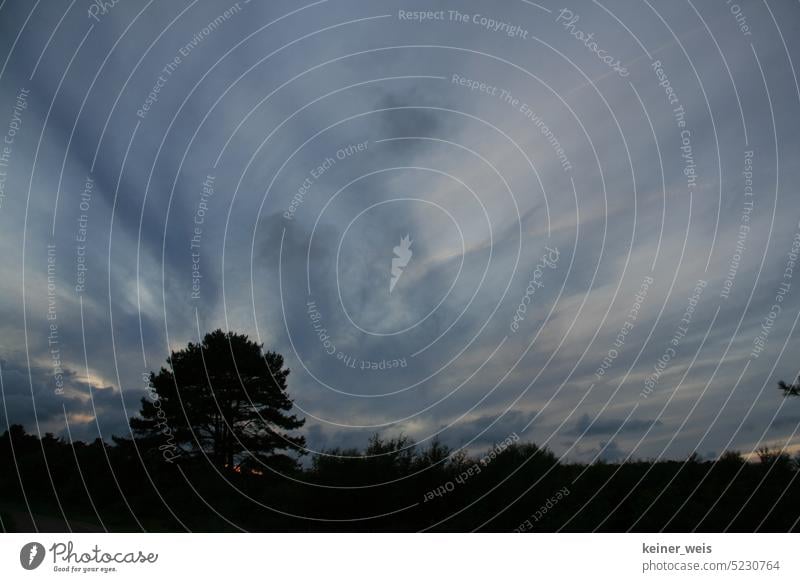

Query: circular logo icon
[19,542,46,570]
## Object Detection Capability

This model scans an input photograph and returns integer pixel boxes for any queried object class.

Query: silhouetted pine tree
[130,329,305,471]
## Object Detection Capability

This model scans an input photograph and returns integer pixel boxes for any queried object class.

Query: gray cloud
[566,413,661,437]
[1,0,800,465]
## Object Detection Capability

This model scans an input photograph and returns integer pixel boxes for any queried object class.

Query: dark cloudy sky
[2,0,800,464]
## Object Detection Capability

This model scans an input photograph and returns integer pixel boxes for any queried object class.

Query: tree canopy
[130,329,305,471]
[778,376,800,397]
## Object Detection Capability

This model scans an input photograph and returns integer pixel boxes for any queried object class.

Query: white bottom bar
[1,533,797,581]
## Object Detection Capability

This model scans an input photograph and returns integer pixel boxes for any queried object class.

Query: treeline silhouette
[3,424,800,532]
[1,330,799,532]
